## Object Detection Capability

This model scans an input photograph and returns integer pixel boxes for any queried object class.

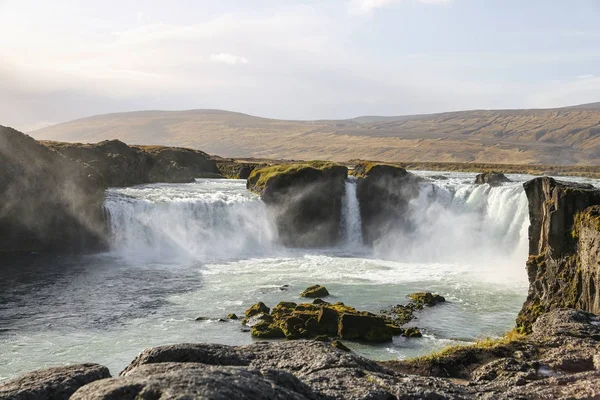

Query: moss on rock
[300,285,330,298]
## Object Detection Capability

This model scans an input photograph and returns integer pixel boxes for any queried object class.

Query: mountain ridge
[30,102,600,165]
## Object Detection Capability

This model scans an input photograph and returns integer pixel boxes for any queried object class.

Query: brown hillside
[30,105,600,165]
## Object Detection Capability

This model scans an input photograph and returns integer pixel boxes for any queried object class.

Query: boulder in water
[242,300,408,342]
[244,302,270,318]
[300,285,330,298]
[474,172,511,186]
[246,162,348,247]
[408,292,446,307]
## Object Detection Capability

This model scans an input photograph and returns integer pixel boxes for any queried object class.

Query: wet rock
[300,285,330,298]
[0,363,110,400]
[227,313,238,320]
[245,302,270,318]
[407,292,446,307]
[338,313,392,342]
[403,327,422,338]
[474,172,511,186]
[331,340,351,352]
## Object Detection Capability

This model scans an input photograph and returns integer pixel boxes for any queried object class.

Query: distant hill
[30,103,600,165]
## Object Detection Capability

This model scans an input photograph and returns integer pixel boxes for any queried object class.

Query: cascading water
[341,177,363,247]
[104,179,279,264]
[372,174,530,280]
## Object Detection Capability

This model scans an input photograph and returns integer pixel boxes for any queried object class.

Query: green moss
[407,329,525,363]
[247,161,344,192]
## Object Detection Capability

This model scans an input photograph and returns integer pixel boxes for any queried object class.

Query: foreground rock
[354,162,422,245]
[44,140,221,187]
[474,171,511,186]
[385,309,600,399]
[247,162,348,247]
[517,177,600,332]
[243,300,410,342]
[0,363,110,400]
[0,127,106,253]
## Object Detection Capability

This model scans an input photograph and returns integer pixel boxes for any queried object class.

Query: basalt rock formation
[354,162,422,245]
[44,140,221,187]
[517,176,600,332]
[0,126,107,253]
[5,310,598,399]
[474,171,512,186]
[247,162,348,247]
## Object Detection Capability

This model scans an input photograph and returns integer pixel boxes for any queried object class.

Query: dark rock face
[474,171,511,186]
[0,127,107,253]
[216,160,266,179]
[44,141,221,187]
[247,163,348,247]
[517,177,600,332]
[0,363,110,400]
[354,163,422,246]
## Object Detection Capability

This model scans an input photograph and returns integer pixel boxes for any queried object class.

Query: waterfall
[372,179,530,273]
[103,180,279,264]
[341,177,363,247]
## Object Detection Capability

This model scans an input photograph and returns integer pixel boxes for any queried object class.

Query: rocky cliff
[0,126,106,253]
[44,140,221,187]
[517,176,600,332]
[354,162,422,246]
[247,162,348,247]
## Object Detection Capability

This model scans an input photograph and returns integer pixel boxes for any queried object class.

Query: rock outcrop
[0,363,110,400]
[0,127,107,253]
[44,140,221,187]
[384,308,600,399]
[215,159,267,179]
[242,300,410,342]
[247,162,348,247]
[517,176,600,332]
[354,162,422,245]
[474,171,511,186]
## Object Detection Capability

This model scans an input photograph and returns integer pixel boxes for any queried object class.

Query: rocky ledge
[247,162,348,247]
[2,309,598,399]
[517,176,600,332]
[44,140,222,187]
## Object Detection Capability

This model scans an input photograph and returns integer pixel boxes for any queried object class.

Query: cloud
[209,53,249,65]
[348,0,451,15]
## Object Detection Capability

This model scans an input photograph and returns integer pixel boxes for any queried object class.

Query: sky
[1,0,600,131]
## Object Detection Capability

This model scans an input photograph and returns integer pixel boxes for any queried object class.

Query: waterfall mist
[371,180,530,282]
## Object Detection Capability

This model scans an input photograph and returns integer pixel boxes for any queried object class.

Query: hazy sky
[2,0,600,131]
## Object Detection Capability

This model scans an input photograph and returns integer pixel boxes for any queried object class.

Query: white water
[6,172,592,381]
[341,178,363,247]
